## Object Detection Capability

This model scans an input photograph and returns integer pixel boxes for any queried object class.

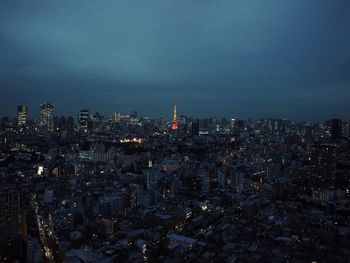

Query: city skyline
[1,0,350,120]
[1,102,348,123]
[1,1,350,261]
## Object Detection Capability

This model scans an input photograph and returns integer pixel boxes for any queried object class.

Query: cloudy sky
[1,0,349,120]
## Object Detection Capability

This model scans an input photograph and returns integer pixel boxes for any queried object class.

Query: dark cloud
[1,0,349,120]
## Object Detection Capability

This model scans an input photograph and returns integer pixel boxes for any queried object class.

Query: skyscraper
[114,112,121,123]
[129,110,137,119]
[40,103,54,131]
[0,191,20,244]
[310,143,337,191]
[79,109,90,132]
[0,190,25,262]
[172,104,178,130]
[146,170,158,191]
[191,121,199,136]
[330,118,342,139]
[17,105,27,126]
[67,116,75,140]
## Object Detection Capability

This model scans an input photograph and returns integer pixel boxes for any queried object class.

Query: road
[32,194,54,263]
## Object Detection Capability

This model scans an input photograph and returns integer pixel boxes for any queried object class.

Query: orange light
[172,104,178,130]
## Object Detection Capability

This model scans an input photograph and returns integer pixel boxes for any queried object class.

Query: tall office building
[40,103,54,131]
[67,116,75,140]
[146,170,158,191]
[0,191,20,243]
[304,124,313,140]
[330,118,342,139]
[129,110,137,119]
[79,109,90,132]
[191,121,200,136]
[230,118,237,129]
[310,143,337,191]
[17,105,27,126]
[114,112,121,123]
[59,116,67,131]
[158,116,165,130]
[0,190,25,262]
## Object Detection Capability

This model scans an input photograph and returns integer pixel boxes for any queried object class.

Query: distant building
[40,103,54,131]
[129,110,137,119]
[229,171,244,191]
[146,170,158,191]
[114,112,121,123]
[59,116,67,131]
[199,171,210,193]
[90,143,114,162]
[231,118,244,130]
[64,116,75,140]
[0,191,20,243]
[79,109,90,132]
[230,118,237,129]
[44,189,54,203]
[217,170,226,189]
[17,105,27,126]
[330,118,342,139]
[0,190,25,262]
[304,124,313,140]
[158,116,165,130]
[311,143,337,191]
[178,115,188,134]
[191,122,199,136]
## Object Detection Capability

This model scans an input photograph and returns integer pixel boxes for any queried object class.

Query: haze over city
[1,0,350,120]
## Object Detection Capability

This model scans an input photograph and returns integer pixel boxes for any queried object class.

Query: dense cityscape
[1,103,350,262]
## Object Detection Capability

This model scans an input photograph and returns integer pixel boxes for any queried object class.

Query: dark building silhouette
[0,190,26,262]
[330,118,342,139]
[191,122,199,136]
[310,144,337,191]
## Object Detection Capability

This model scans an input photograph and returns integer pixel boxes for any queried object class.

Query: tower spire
[172,104,178,130]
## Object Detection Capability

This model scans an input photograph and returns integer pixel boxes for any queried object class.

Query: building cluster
[0,104,350,262]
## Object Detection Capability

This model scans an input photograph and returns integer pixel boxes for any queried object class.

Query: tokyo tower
[172,104,178,130]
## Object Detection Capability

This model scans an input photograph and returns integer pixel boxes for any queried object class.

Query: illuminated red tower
[172,104,178,130]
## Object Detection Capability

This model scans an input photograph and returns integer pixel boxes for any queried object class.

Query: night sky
[1,0,350,120]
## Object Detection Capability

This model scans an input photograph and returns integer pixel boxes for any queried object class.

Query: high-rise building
[129,111,137,119]
[114,112,121,123]
[0,190,25,262]
[53,116,60,131]
[0,191,20,243]
[191,122,199,136]
[199,171,210,193]
[344,121,350,138]
[158,116,165,130]
[304,124,313,140]
[229,171,245,191]
[90,143,113,162]
[67,116,75,140]
[79,109,90,132]
[40,103,54,131]
[59,116,67,131]
[231,118,237,129]
[310,143,337,191]
[172,104,178,130]
[146,170,158,191]
[330,118,342,139]
[178,115,188,134]
[17,105,27,126]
